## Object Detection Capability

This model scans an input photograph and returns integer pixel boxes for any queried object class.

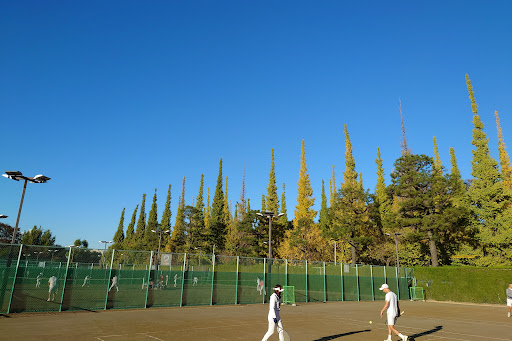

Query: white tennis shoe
[402,336,408,341]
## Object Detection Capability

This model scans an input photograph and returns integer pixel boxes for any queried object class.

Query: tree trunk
[427,229,439,267]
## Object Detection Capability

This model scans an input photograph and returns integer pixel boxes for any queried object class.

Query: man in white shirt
[47,276,58,301]
[506,282,512,317]
[36,273,43,288]
[109,275,119,292]
[262,284,285,341]
[379,283,408,341]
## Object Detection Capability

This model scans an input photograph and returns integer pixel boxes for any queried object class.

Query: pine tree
[400,99,411,155]
[329,165,337,206]
[496,111,512,189]
[125,205,138,249]
[134,194,146,250]
[205,187,211,229]
[144,189,159,251]
[169,177,186,252]
[210,159,227,251]
[112,208,125,249]
[466,74,512,265]
[261,195,266,211]
[266,149,280,214]
[433,136,442,173]
[237,163,247,221]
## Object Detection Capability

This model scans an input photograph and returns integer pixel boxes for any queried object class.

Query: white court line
[144,334,164,341]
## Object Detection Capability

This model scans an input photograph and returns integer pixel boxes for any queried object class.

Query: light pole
[151,229,170,265]
[256,211,285,259]
[2,171,51,244]
[48,249,58,263]
[99,240,112,267]
[385,232,402,274]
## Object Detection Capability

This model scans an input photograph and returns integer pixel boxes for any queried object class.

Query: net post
[7,244,23,313]
[323,262,326,302]
[395,265,400,300]
[370,265,375,301]
[60,246,73,312]
[340,262,344,301]
[144,251,153,308]
[262,258,266,304]
[305,260,308,303]
[210,253,215,306]
[179,253,186,307]
[104,249,115,310]
[235,256,239,305]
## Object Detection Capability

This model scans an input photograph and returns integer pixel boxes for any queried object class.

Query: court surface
[1,300,510,341]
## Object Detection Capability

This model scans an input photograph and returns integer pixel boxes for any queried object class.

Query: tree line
[110,75,512,267]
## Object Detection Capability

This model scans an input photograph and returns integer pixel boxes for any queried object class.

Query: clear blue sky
[2,1,512,248]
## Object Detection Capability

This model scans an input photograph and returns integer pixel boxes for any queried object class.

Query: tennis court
[1,300,509,340]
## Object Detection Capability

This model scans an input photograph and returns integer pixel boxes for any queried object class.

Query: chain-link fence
[0,243,414,313]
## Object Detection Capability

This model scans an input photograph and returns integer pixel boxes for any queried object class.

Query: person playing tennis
[47,275,58,301]
[109,275,119,292]
[262,284,285,341]
[506,282,512,317]
[379,283,408,341]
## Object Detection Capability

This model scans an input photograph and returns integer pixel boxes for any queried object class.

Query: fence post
[144,251,153,308]
[179,254,186,307]
[340,262,344,301]
[405,267,409,299]
[285,259,288,287]
[323,262,326,302]
[305,260,308,303]
[7,244,23,313]
[395,265,400,300]
[235,256,239,305]
[370,265,375,301]
[384,266,387,284]
[263,258,266,304]
[210,253,215,306]
[356,264,360,301]
[60,246,73,312]
[104,249,116,310]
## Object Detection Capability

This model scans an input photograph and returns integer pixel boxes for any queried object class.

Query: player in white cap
[379,283,408,341]
[261,284,285,341]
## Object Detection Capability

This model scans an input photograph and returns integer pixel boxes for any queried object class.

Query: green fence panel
[0,244,22,313]
[385,266,399,297]
[287,260,306,303]
[182,253,213,306]
[238,257,265,304]
[342,264,358,301]
[9,245,69,313]
[372,266,386,301]
[307,261,324,303]
[358,265,373,301]
[325,263,342,301]
[149,252,186,307]
[213,255,237,305]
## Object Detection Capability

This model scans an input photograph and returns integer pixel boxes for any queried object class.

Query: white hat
[274,286,284,292]
[379,283,389,291]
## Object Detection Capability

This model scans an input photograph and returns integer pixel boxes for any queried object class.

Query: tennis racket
[384,311,405,326]
[276,321,291,341]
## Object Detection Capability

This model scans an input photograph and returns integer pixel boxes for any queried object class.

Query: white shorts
[507,298,512,307]
[387,314,398,326]
[49,285,57,293]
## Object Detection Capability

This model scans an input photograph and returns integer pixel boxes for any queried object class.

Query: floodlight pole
[151,229,170,266]
[256,211,285,259]
[12,179,28,244]
[386,232,401,274]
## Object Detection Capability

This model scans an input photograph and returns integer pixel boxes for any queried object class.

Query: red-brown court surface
[1,300,510,341]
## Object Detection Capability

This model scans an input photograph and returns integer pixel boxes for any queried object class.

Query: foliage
[21,226,56,246]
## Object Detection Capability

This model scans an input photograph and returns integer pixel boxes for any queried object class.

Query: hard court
[1,300,510,341]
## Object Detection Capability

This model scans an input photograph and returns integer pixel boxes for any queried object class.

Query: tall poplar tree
[495,111,512,189]
[294,139,317,224]
[278,183,288,224]
[319,180,329,232]
[466,74,512,265]
[160,185,172,250]
[134,194,146,250]
[144,189,159,251]
[169,177,186,252]
[210,159,227,251]
[329,165,337,206]
[125,205,138,249]
[112,208,125,250]
[223,176,232,224]
[266,149,280,214]
[237,163,247,221]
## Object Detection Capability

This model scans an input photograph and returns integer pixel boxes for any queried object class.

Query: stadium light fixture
[151,229,170,257]
[0,215,7,218]
[256,211,285,259]
[385,232,402,275]
[2,170,51,244]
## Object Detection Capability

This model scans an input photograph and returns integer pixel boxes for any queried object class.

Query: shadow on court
[313,329,371,340]
[409,325,443,339]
